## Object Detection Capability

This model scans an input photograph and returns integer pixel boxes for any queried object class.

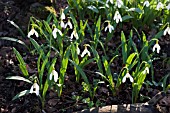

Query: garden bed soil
[0,0,170,113]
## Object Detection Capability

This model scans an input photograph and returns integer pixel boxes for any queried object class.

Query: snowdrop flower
[27,28,39,38]
[52,28,63,39]
[106,0,113,4]
[163,26,170,36]
[64,19,73,29]
[30,82,39,96]
[60,20,65,28]
[166,3,170,10]
[143,1,150,7]
[81,44,91,57]
[105,22,114,33]
[61,9,65,20]
[122,72,134,83]
[156,2,164,10]
[115,0,123,8]
[114,11,122,23]
[77,46,80,55]
[70,29,79,40]
[152,42,161,53]
[49,69,58,82]
[143,67,149,74]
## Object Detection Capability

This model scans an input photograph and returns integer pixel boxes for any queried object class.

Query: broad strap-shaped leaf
[102,56,114,88]
[12,90,30,100]
[0,37,27,48]
[94,16,101,48]
[13,48,29,77]
[87,5,99,13]
[91,46,103,74]
[59,47,70,96]
[126,52,138,69]
[29,37,43,54]
[6,76,32,83]
[126,8,144,14]
[121,31,127,64]
[122,15,134,21]
[69,59,90,85]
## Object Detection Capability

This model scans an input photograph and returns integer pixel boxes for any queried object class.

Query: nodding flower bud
[122,72,134,83]
[30,82,39,96]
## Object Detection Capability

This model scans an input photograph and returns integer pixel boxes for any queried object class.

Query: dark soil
[0,0,170,113]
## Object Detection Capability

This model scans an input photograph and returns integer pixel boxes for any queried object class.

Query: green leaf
[37,51,43,74]
[43,20,52,34]
[126,53,137,65]
[39,51,50,87]
[102,56,114,89]
[42,80,49,100]
[59,47,70,96]
[93,16,101,49]
[6,76,32,83]
[29,37,43,54]
[60,48,70,84]
[0,37,27,48]
[19,64,29,77]
[122,15,134,21]
[70,13,79,29]
[121,31,127,64]
[69,59,89,84]
[7,20,26,38]
[129,30,138,53]
[109,55,118,65]
[70,43,80,81]
[12,90,30,100]
[13,48,29,77]
[162,74,170,92]
[126,8,144,14]
[87,5,99,13]
[80,58,94,68]
[91,46,103,74]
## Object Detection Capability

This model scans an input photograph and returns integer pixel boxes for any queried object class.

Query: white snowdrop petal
[34,30,39,37]
[105,26,108,32]
[166,3,170,10]
[30,85,34,93]
[143,1,150,7]
[114,11,122,23]
[110,0,113,4]
[60,21,65,28]
[129,76,134,83]
[156,2,164,10]
[87,51,91,57]
[58,29,63,36]
[153,43,161,53]
[164,27,170,36]
[61,12,65,20]
[70,32,74,39]
[74,31,79,39]
[152,46,156,52]
[77,46,80,55]
[122,76,127,83]
[52,28,57,38]
[117,0,123,8]
[49,73,53,80]
[30,83,39,96]
[35,83,39,96]
[68,21,73,29]
[146,67,149,74]
[81,50,86,57]
[27,29,34,38]
[53,70,58,82]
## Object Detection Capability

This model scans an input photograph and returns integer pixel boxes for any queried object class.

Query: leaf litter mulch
[1,0,170,113]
